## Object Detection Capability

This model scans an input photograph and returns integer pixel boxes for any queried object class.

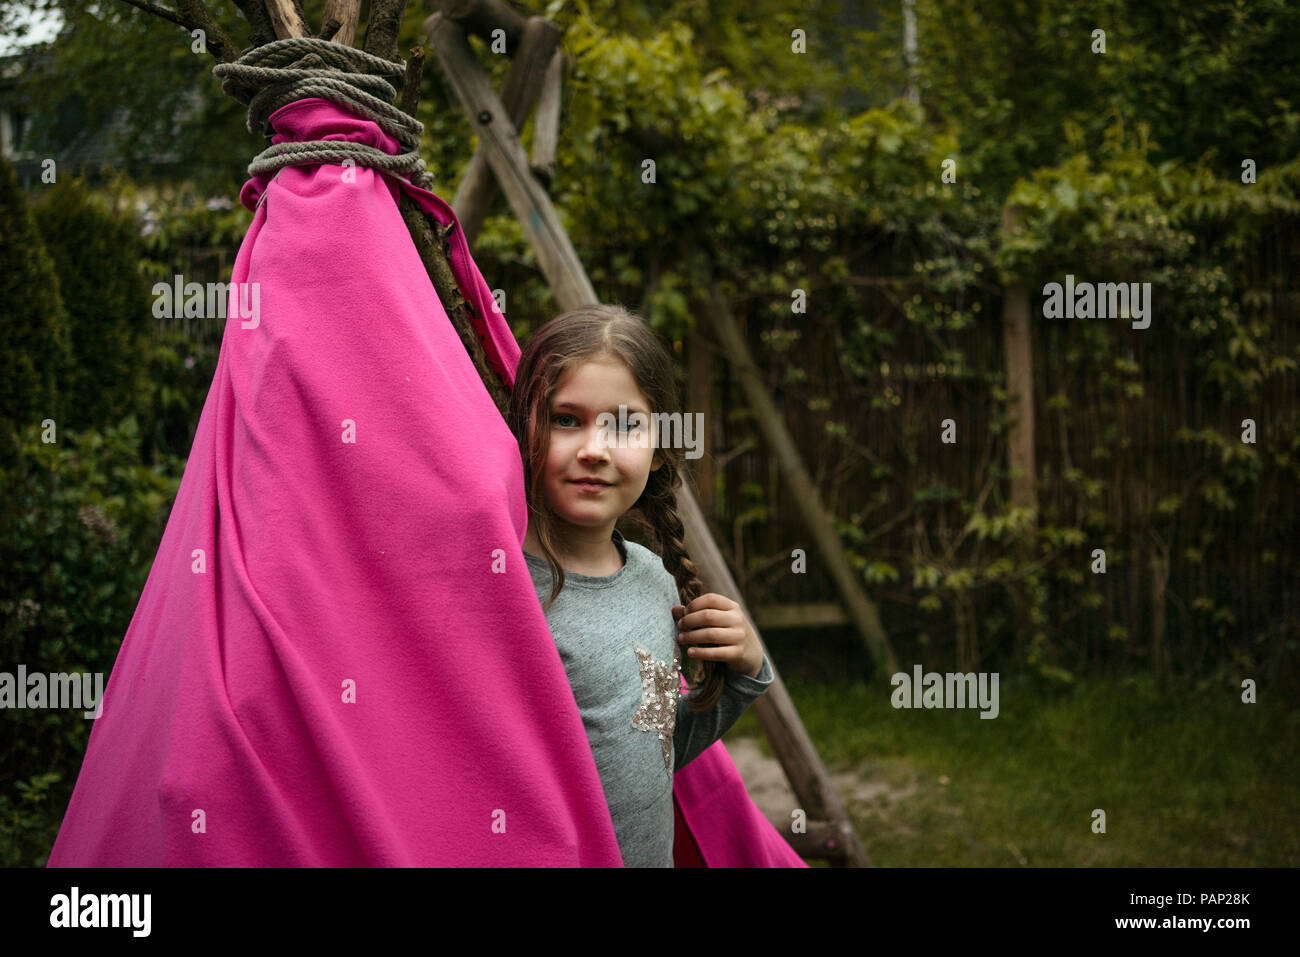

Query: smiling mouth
[569,479,612,490]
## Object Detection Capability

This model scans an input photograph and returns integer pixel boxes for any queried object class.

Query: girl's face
[537,356,663,538]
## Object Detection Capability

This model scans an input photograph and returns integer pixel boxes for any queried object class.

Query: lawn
[730,671,1299,867]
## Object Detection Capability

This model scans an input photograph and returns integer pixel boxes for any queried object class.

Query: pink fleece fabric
[47,98,805,868]
[671,675,808,868]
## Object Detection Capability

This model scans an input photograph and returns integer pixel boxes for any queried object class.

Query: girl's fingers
[676,606,743,632]
[682,642,742,661]
[676,626,744,647]
[681,593,737,617]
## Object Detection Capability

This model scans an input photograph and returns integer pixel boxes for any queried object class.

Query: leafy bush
[0,418,183,867]
[0,154,70,451]
[29,175,152,432]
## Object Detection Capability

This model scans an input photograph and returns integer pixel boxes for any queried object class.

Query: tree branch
[232,0,275,47]
[400,45,424,115]
[176,0,240,61]
[397,193,512,417]
[116,0,241,62]
[364,0,408,61]
[117,0,186,29]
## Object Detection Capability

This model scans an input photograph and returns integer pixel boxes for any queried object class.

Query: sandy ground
[725,737,802,820]
[726,736,917,831]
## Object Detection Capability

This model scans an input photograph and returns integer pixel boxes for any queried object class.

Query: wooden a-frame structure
[124,0,881,866]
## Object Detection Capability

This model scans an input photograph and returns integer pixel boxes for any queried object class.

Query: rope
[213,37,432,189]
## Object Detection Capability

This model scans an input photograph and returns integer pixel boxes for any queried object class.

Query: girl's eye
[553,413,578,427]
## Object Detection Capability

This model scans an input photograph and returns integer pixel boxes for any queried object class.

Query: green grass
[730,672,1300,866]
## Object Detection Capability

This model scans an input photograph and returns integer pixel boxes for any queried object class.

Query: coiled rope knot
[212,37,432,190]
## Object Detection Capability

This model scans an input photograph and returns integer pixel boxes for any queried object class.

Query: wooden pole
[320,0,361,46]
[529,48,564,189]
[778,818,851,861]
[697,284,900,677]
[263,0,309,38]
[427,10,871,866]
[427,12,596,310]
[677,487,871,866]
[436,0,530,49]
[450,16,563,245]
[687,324,715,513]
[999,203,1038,667]
[1000,206,1038,522]
[901,0,920,107]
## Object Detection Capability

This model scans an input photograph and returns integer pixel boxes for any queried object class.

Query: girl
[508,303,775,868]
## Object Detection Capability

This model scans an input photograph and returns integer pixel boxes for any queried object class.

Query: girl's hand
[672,594,765,678]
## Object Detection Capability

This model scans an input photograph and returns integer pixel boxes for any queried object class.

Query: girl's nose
[579,427,612,461]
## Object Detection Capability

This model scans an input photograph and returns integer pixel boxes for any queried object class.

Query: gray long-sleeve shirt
[524,528,773,867]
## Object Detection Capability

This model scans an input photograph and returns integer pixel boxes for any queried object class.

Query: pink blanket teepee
[46,98,804,868]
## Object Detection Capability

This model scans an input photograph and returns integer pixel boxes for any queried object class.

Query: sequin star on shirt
[631,644,681,776]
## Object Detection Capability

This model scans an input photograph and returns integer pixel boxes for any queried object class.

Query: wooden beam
[699,284,900,678]
[753,602,849,630]
[529,47,564,188]
[1000,205,1038,523]
[677,488,873,867]
[436,0,529,50]
[766,817,850,862]
[428,13,595,310]
[450,16,563,245]
[321,0,361,46]
[686,323,714,513]
[997,204,1038,671]
[264,0,308,38]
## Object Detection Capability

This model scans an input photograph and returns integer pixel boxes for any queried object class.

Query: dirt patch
[725,736,917,822]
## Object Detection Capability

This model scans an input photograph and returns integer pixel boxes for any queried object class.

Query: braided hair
[507,303,727,714]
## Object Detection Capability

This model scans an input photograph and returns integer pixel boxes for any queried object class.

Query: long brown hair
[508,303,726,714]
